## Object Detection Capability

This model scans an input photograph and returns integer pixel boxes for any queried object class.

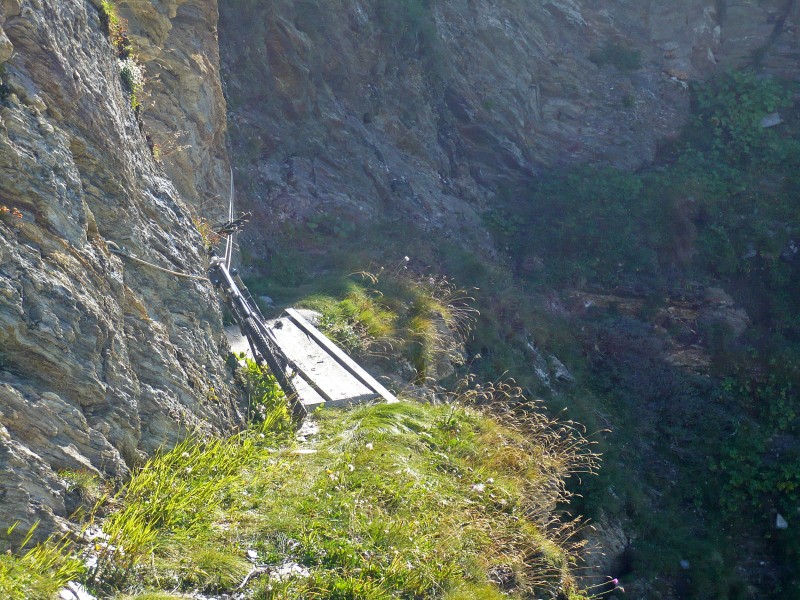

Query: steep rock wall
[0,0,237,539]
[115,0,230,210]
[219,0,798,245]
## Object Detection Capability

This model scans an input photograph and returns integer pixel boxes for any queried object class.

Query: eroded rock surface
[115,0,230,209]
[0,0,239,540]
[219,0,799,245]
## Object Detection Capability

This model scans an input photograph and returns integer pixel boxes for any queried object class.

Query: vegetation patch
[99,0,145,113]
[480,69,800,597]
[691,70,793,164]
[486,72,799,293]
[0,367,596,599]
[0,524,83,600]
[191,216,222,252]
[240,393,596,599]
[298,263,476,382]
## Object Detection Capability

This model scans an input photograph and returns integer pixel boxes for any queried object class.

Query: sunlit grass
[234,391,596,599]
[299,262,476,381]
[0,523,84,600]
[87,364,294,590]
[1,366,595,599]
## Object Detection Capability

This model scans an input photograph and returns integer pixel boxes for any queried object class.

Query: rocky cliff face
[220,0,798,247]
[0,0,237,540]
[116,0,230,209]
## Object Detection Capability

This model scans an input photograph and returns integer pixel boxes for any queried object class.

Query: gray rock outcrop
[115,0,230,210]
[0,0,239,541]
[219,0,799,246]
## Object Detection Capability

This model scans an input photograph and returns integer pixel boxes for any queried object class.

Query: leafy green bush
[691,70,793,164]
[241,357,292,432]
[714,368,800,514]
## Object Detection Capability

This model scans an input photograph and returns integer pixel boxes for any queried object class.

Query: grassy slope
[0,386,595,599]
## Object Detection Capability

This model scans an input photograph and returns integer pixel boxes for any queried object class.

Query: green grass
[0,524,84,600]
[60,469,102,498]
[300,280,399,355]
[295,263,476,382]
[1,374,595,599]
[228,397,595,599]
[86,362,294,590]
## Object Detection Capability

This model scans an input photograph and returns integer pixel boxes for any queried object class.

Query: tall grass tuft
[88,434,252,583]
[302,260,477,381]
[88,361,292,588]
[0,522,84,600]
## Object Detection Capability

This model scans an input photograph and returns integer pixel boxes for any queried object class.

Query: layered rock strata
[0,0,237,540]
[220,0,799,243]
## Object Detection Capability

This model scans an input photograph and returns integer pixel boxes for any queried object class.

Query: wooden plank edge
[303,392,381,411]
[287,356,380,406]
[285,308,400,404]
[269,317,376,400]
